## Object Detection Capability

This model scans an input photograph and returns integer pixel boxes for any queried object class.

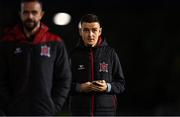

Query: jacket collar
[2,22,49,44]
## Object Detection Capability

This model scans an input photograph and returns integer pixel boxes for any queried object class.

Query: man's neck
[85,43,96,47]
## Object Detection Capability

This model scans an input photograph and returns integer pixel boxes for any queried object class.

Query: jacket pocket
[95,95,116,111]
[70,95,91,110]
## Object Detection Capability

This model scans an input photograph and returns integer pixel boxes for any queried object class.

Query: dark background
[1,0,180,115]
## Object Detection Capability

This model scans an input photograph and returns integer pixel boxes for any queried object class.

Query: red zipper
[113,95,117,111]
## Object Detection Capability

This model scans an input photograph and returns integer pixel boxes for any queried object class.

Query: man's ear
[99,27,102,36]
[79,28,82,36]
[40,11,45,19]
[19,11,22,19]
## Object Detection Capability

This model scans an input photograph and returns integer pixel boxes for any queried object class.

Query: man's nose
[27,13,33,19]
[89,31,93,37]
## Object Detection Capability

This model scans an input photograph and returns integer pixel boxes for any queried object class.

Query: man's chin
[24,25,36,31]
[25,27,34,31]
[23,22,36,31]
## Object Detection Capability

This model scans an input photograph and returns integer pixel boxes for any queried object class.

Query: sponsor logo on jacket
[14,47,23,54]
[99,62,108,72]
[78,64,85,70]
[40,45,51,57]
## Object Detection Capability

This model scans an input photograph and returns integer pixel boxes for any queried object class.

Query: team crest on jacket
[40,45,51,57]
[99,62,108,72]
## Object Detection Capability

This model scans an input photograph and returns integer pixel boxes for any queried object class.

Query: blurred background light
[53,12,71,26]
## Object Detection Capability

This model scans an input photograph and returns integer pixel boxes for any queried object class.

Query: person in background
[70,14,125,116]
[0,0,71,115]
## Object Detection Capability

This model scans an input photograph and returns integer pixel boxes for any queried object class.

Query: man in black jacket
[70,14,125,116]
[0,0,71,115]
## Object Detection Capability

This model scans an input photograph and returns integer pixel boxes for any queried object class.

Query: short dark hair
[21,0,43,9]
[80,14,101,26]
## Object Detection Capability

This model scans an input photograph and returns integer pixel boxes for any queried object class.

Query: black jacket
[0,23,71,115]
[70,37,125,115]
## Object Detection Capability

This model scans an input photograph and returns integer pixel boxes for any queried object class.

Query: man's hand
[80,82,93,93]
[80,80,108,93]
[91,80,108,92]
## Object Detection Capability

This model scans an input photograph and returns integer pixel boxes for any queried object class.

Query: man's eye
[92,29,97,32]
[83,29,89,32]
[32,11,38,15]
[23,11,28,15]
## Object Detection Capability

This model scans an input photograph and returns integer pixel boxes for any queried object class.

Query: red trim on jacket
[2,23,62,44]
[97,36,103,46]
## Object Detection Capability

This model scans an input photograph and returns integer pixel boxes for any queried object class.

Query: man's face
[20,1,44,31]
[79,22,102,47]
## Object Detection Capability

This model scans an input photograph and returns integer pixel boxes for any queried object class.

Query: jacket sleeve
[51,42,72,114]
[69,58,81,94]
[71,82,81,93]
[68,50,83,94]
[0,41,9,115]
[109,49,125,94]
